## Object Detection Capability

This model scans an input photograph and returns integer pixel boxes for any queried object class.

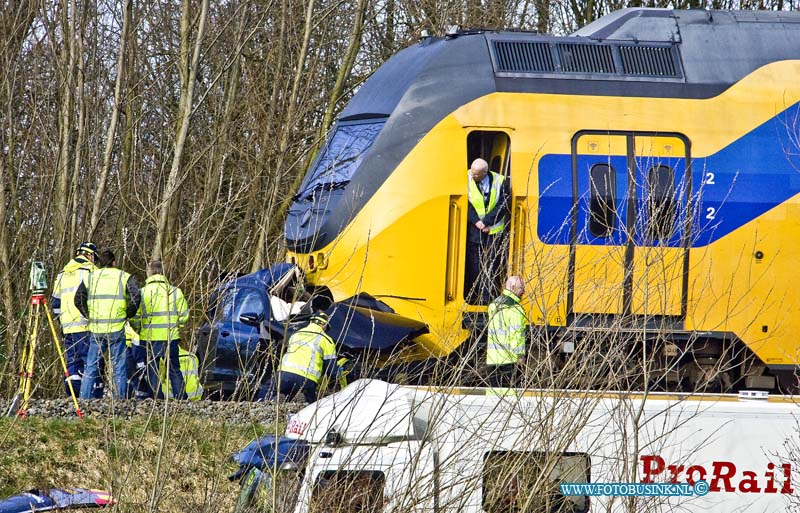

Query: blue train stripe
[538,102,800,247]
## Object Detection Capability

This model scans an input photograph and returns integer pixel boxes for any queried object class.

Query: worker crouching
[258,312,339,403]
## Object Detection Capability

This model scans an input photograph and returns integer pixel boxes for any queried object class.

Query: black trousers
[487,364,517,388]
[259,371,318,403]
[465,236,507,304]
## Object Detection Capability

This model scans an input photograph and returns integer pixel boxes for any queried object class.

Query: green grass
[0,414,284,512]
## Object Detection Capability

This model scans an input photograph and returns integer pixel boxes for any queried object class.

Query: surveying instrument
[7,261,84,418]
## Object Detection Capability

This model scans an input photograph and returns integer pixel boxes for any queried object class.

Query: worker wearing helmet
[486,276,528,388]
[51,242,98,397]
[259,312,339,403]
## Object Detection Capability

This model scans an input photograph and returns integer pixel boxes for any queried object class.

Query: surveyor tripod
[7,292,84,419]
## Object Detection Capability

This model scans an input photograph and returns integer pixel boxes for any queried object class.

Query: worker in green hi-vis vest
[486,276,528,388]
[130,260,190,400]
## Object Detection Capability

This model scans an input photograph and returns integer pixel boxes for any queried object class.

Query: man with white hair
[466,157,510,304]
[486,275,528,387]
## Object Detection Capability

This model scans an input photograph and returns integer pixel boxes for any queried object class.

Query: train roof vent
[493,41,554,72]
[619,45,679,77]
[557,43,615,74]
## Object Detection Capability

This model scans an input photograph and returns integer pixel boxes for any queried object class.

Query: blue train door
[569,132,691,319]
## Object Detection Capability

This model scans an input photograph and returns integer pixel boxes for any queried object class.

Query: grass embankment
[0,412,282,512]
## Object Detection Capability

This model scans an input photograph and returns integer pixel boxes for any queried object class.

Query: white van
[231,380,799,513]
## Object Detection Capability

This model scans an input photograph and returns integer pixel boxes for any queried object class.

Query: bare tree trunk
[54,0,77,256]
[319,0,367,136]
[236,0,288,256]
[150,0,209,262]
[383,0,395,61]
[115,0,137,245]
[0,149,16,368]
[89,0,131,238]
[201,9,245,214]
[69,1,88,244]
[251,0,315,271]
[535,0,550,33]
[0,0,39,387]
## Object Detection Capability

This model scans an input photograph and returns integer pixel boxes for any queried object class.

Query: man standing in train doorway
[466,158,510,304]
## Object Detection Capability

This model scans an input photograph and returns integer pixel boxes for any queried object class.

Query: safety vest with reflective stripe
[160,347,203,401]
[52,258,96,334]
[486,289,527,366]
[125,322,139,347]
[279,322,336,383]
[87,267,131,334]
[133,275,189,342]
[468,171,507,235]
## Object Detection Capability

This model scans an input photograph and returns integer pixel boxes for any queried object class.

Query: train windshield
[295,119,385,201]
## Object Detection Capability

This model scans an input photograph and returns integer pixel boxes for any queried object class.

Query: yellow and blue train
[284,8,800,390]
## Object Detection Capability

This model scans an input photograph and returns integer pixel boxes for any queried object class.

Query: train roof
[287,8,800,252]
[343,8,800,120]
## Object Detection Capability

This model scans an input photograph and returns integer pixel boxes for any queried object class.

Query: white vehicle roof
[286,379,799,445]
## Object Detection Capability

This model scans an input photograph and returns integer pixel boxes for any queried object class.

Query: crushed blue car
[229,435,310,513]
[196,263,428,398]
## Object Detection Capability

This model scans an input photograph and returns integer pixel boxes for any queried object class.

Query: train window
[646,165,676,241]
[588,164,616,238]
[483,451,589,513]
[467,131,511,175]
[310,470,385,513]
[297,120,386,200]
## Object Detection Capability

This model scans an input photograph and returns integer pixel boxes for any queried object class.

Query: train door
[453,130,511,304]
[569,131,690,319]
[631,135,690,317]
[571,134,629,315]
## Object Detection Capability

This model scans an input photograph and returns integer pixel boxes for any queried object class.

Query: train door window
[310,470,385,513]
[645,165,675,241]
[467,131,511,175]
[482,451,589,513]
[589,164,616,238]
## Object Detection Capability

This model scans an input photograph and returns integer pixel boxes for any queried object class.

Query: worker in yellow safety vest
[258,312,339,403]
[466,157,510,305]
[130,260,190,400]
[52,242,98,397]
[159,346,203,400]
[486,276,528,388]
[75,249,141,399]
